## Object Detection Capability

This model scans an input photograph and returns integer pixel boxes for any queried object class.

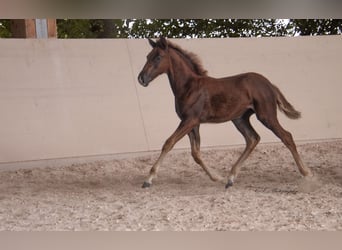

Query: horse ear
[148,38,156,48]
[159,36,168,50]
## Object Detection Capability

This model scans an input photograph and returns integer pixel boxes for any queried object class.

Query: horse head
[138,37,170,87]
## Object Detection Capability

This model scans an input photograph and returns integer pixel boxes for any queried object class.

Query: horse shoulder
[175,78,208,119]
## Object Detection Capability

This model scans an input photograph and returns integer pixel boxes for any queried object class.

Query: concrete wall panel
[0,40,148,163]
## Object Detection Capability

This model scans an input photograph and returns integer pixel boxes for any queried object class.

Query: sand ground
[0,140,341,231]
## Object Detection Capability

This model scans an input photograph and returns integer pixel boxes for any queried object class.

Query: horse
[137,37,313,189]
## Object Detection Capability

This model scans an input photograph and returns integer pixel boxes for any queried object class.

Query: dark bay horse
[138,37,313,189]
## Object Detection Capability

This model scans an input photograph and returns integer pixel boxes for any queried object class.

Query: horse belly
[202,92,250,123]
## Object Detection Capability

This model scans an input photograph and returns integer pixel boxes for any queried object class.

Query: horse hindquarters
[252,88,313,178]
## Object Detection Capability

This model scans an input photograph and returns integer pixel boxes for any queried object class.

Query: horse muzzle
[138,72,150,87]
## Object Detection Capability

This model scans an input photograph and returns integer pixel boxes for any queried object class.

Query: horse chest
[174,92,205,119]
[174,98,194,119]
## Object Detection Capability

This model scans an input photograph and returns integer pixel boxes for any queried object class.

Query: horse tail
[271,84,301,119]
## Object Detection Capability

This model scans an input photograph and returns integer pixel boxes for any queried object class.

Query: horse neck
[167,49,197,97]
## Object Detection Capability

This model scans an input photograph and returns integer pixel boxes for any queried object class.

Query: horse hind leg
[226,110,260,188]
[188,125,224,183]
[255,105,313,178]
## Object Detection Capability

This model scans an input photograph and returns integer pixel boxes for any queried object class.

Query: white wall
[0,36,341,166]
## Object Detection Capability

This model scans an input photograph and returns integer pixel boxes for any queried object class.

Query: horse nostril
[138,73,144,84]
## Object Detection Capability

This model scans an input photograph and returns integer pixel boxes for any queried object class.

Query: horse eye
[154,55,161,62]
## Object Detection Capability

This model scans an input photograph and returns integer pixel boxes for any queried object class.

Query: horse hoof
[142,182,151,188]
[225,180,234,189]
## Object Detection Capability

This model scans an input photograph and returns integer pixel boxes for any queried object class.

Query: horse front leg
[188,125,224,183]
[142,119,199,188]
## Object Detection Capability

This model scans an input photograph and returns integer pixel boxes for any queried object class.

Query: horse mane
[156,39,208,76]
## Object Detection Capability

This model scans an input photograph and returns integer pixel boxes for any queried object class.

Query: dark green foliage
[0,20,11,38]
[54,19,342,38]
[0,19,341,38]
[126,19,294,38]
[57,19,126,38]
[291,19,342,36]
